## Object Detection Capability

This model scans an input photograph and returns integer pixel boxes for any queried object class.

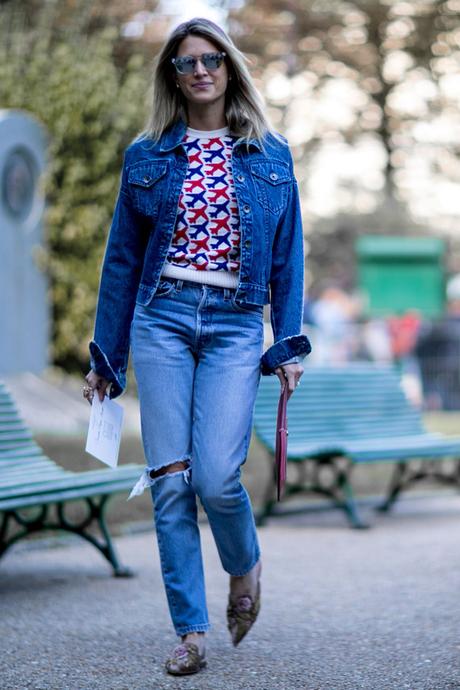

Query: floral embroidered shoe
[227,560,262,646]
[227,580,261,647]
[165,642,207,676]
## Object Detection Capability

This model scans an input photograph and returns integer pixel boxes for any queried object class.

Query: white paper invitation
[85,395,124,468]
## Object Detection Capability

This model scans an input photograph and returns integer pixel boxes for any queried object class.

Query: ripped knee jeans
[130,280,263,636]
[129,460,191,499]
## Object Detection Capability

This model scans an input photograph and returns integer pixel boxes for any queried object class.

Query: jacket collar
[159,119,262,152]
[159,120,187,152]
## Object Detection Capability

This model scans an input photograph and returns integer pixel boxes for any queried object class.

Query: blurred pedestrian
[358,317,392,363]
[387,311,421,363]
[416,274,460,410]
[84,17,310,675]
[309,283,359,363]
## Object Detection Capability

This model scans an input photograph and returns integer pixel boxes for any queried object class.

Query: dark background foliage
[1,0,459,372]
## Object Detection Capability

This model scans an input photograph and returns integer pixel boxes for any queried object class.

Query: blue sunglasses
[172,51,226,75]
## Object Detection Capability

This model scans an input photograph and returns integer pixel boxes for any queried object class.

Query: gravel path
[1,494,460,690]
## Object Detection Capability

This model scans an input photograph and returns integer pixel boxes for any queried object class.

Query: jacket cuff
[261,334,311,375]
[278,355,301,365]
[89,341,125,399]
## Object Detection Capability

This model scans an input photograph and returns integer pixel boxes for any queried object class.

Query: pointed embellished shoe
[227,579,261,647]
[165,642,207,676]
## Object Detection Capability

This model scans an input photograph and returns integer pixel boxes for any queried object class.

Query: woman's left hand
[274,362,304,399]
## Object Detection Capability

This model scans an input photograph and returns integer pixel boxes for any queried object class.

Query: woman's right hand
[83,370,110,404]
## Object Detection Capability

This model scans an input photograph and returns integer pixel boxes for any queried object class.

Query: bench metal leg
[378,458,460,514]
[256,452,368,528]
[377,462,407,512]
[335,468,369,529]
[0,497,134,577]
[57,497,134,577]
[256,450,277,526]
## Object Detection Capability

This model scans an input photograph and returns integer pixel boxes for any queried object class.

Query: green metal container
[356,236,445,317]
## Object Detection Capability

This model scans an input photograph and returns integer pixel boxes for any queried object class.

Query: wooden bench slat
[0,445,42,456]
[0,456,59,469]
[0,463,61,476]
[0,445,44,458]
[0,469,72,489]
[0,477,140,511]
[0,464,142,501]
[0,457,51,469]
[0,428,33,439]
[0,439,38,447]
[0,430,30,439]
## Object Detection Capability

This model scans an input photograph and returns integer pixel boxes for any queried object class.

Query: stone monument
[0,110,49,374]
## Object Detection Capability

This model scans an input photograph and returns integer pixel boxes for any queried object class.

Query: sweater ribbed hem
[162,264,239,289]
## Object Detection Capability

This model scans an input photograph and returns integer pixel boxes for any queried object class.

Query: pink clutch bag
[275,384,289,501]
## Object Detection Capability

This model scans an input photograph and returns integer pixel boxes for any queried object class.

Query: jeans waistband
[160,276,238,296]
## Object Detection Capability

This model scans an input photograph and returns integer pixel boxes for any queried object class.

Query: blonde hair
[143,17,275,144]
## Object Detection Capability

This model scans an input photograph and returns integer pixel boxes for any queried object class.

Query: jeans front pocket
[230,294,264,316]
[153,280,176,298]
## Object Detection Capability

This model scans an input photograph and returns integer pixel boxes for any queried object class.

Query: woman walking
[84,17,310,675]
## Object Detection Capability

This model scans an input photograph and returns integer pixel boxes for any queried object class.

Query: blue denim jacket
[90,120,311,397]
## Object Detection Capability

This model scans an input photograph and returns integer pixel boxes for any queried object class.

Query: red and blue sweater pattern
[165,130,241,274]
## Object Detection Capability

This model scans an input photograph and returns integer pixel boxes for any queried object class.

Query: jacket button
[270,172,278,181]
[243,204,250,214]
[237,174,245,182]
[245,239,251,248]
[143,175,151,184]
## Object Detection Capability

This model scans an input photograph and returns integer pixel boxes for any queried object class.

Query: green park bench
[0,381,144,575]
[254,363,460,528]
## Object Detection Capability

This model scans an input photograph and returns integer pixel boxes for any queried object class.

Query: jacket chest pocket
[250,162,291,215]
[127,160,169,216]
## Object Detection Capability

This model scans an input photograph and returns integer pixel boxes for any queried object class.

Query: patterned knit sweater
[162,126,240,288]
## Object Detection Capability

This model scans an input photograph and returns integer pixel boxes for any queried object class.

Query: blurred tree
[1,0,459,371]
[231,0,460,285]
[0,1,152,373]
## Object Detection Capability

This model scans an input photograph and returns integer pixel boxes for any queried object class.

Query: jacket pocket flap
[128,161,169,188]
[251,163,290,186]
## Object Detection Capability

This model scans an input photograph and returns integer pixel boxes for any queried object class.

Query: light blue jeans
[130,278,263,636]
